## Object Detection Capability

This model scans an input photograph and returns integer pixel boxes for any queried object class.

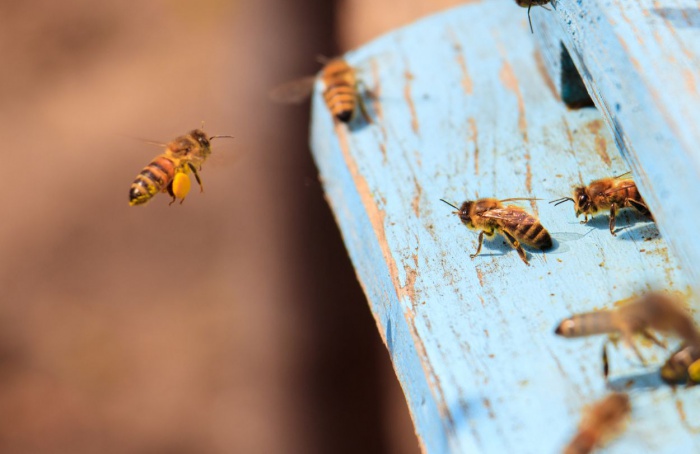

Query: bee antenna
[209,135,235,141]
[549,197,574,206]
[528,4,534,34]
[439,198,459,210]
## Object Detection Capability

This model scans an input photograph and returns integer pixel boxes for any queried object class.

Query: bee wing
[601,183,636,197]
[478,207,532,224]
[268,76,317,104]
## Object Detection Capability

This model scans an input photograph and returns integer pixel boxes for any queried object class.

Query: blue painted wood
[310,2,700,453]
[530,0,700,293]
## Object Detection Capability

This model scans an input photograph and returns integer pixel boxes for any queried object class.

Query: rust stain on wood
[404,69,420,135]
[468,117,479,175]
[586,119,612,166]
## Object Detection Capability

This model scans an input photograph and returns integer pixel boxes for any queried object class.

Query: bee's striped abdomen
[323,82,355,123]
[555,311,617,338]
[510,216,553,250]
[129,155,177,206]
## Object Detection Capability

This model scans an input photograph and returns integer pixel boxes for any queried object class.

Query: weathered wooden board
[531,0,700,292]
[310,2,699,453]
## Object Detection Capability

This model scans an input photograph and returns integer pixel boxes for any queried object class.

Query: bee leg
[622,331,646,365]
[641,328,667,348]
[188,163,204,193]
[527,4,534,34]
[469,231,485,259]
[167,181,177,206]
[628,198,652,218]
[609,203,618,236]
[503,231,530,266]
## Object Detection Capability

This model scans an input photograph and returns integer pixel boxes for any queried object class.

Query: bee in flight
[270,58,371,124]
[440,197,552,266]
[129,128,233,206]
[563,393,630,454]
[555,292,699,378]
[550,173,652,236]
[514,0,553,33]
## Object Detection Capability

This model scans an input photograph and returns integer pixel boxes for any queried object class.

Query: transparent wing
[268,76,317,104]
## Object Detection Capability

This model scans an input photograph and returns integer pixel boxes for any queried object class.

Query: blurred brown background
[0,0,459,452]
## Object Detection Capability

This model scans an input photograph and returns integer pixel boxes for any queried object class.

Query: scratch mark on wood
[475,265,485,288]
[468,117,479,175]
[586,119,612,166]
[675,398,700,434]
[412,175,422,218]
[448,27,474,95]
[370,59,388,161]
[404,69,420,135]
[500,58,533,211]
[482,398,496,419]
[334,125,456,437]
[534,49,558,102]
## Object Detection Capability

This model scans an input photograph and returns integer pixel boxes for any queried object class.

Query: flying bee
[555,292,699,377]
[440,198,552,266]
[129,129,233,206]
[563,393,631,454]
[270,58,372,124]
[550,173,652,236]
[514,0,553,33]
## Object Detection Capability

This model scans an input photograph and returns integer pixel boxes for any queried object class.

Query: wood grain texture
[311,2,700,453]
[530,0,700,295]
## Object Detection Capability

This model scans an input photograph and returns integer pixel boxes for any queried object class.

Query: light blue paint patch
[311,1,699,453]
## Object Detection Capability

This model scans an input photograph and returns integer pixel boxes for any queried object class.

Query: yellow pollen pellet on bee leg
[687,358,700,383]
[172,171,191,202]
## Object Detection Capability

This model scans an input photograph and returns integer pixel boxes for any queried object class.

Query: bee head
[190,129,211,149]
[573,187,591,217]
[458,201,474,227]
[440,199,474,227]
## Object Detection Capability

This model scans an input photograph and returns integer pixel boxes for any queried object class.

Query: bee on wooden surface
[129,129,233,206]
[514,0,552,33]
[555,292,699,377]
[550,174,652,236]
[563,393,631,454]
[270,58,371,124]
[440,198,552,266]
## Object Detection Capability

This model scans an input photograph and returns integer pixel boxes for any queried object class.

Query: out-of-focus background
[0,0,460,452]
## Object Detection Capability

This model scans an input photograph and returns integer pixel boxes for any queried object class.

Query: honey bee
[440,198,552,266]
[129,129,233,206]
[514,0,552,33]
[563,393,631,454]
[550,174,652,236]
[555,292,699,377]
[270,58,371,124]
